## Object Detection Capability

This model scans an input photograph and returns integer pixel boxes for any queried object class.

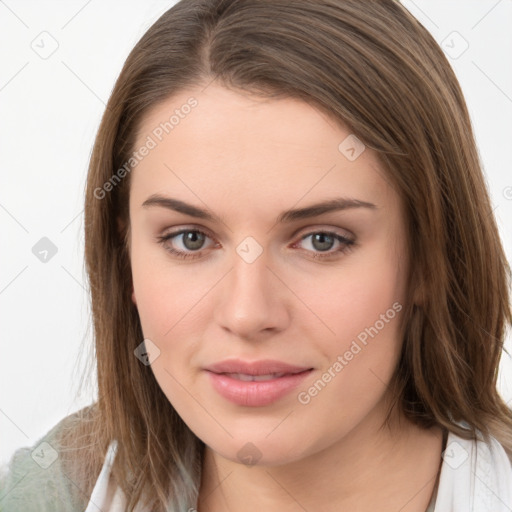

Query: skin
[128,83,443,511]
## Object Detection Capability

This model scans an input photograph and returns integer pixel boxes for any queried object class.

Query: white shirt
[84,430,512,512]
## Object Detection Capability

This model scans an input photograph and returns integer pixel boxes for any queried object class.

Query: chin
[205,433,311,468]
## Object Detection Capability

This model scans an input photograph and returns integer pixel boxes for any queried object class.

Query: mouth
[204,358,312,376]
[220,372,300,382]
[203,359,314,407]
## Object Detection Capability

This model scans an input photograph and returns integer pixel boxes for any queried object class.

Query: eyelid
[158,226,219,249]
[159,224,216,240]
[159,224,354,244]
[292,224,354,241]
[157,224,356,261]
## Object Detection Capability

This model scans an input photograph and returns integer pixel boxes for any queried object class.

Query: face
[128,83,409,466]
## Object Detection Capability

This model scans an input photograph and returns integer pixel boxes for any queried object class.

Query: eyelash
[156,228,356,261]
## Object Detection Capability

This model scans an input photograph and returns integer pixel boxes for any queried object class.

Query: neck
[197,403,443,512]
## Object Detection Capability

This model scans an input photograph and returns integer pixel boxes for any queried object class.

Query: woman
[1,0,511,511]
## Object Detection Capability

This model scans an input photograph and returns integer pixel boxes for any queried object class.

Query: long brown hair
[63,0,512,510]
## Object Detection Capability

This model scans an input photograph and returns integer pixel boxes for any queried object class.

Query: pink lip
[204,359,313,407]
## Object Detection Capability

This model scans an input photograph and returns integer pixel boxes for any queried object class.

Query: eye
[156,228,355,261]
[292,231,355,260]
[156,229,217,260]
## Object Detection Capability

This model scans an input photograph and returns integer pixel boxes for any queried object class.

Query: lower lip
[206,370,313,407]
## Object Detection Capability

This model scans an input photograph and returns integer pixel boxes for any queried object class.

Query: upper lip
[204,359,312,376]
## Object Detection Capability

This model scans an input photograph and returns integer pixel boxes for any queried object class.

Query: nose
[214,247,290,341]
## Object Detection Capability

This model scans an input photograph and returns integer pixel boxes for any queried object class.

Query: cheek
[289,272,404,456]
[130,231,206,339]
[294,243,406,400]
[131,255,174,339]
[130,236,215,411]
[130,244,204,407]
[296,245,405,348]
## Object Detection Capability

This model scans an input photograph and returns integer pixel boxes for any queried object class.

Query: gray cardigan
[0,415,90,512]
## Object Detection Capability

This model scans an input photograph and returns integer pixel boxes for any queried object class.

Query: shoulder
[437,427,512,509]
[446,428,512,469]
[0,405,98,512]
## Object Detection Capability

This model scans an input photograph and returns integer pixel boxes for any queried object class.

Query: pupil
[312,233,334,252]
[184,231,204,250]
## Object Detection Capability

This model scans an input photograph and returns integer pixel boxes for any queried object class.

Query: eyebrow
[141,194,377,223]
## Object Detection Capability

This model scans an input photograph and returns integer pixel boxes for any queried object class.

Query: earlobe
[131,289,137,306]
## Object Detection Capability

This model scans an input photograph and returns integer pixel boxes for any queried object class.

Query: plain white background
[1,0,511,467]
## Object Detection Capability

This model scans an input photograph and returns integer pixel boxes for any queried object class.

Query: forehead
[130,84,395,215]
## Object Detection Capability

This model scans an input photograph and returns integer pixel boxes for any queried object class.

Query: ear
[131,288,137,306]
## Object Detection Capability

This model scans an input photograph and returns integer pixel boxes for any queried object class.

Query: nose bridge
[231,244,269,295]
[228,242,273,310]
[214,239,288,337]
